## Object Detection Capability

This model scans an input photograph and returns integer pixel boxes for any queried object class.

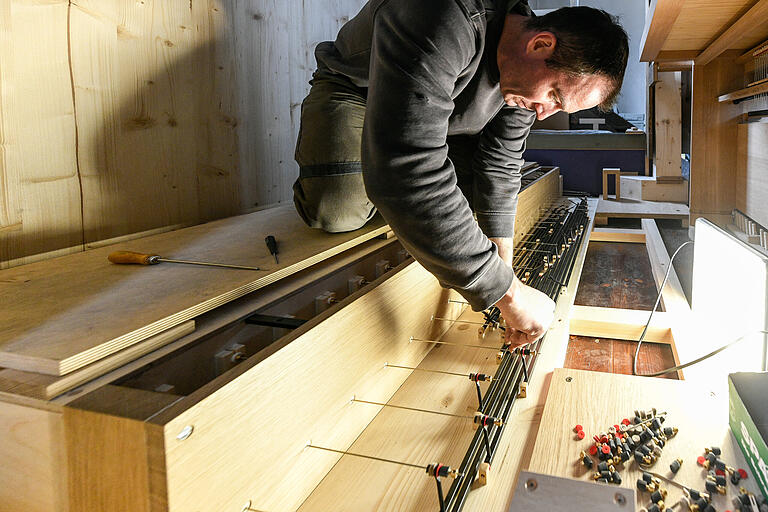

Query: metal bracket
[244,313,307,330]
[508,471,636,512]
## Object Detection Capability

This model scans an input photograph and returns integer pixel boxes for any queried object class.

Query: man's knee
[293,174,377,233]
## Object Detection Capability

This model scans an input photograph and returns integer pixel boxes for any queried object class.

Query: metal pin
[619,412,668,433]
[384,363,491,381]
[432,316,487,326]
[351,397,503,426]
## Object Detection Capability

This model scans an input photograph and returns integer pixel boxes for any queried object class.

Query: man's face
[497,22,612,120]
[499,67,611,121]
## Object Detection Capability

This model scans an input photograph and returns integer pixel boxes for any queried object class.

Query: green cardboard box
[729,372,768,500]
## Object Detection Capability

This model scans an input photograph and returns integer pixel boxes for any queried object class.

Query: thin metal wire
[307,444,425,470]
[385,364,481,379]
[352,398,475,420]
[410,337,501,351]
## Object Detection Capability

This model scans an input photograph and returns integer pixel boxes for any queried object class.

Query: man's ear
[526,31,556,60]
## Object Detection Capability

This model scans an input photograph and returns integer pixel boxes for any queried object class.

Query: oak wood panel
[0,205,387,376]
[0,1,83,266]
[528,369,761,510]
[0,399,67,512]
[690,55,743,221]
[736,123,768,228]
[299,199,598,512]
[149,262,458,512]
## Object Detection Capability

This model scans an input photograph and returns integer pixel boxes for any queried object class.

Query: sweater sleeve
[362,0,514,311]
[473,105,536,239]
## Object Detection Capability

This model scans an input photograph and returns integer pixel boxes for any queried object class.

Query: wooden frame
[601,168,621,200]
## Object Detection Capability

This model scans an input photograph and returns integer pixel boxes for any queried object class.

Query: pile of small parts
[576,408,678,485]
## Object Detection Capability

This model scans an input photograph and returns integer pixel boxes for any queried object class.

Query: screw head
[565,376,573,382]
[614,493,627,506]
[176,425,194,441]
[525,478,538,491]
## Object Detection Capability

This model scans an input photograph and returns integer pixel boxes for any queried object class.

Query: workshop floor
[565,219,689,380]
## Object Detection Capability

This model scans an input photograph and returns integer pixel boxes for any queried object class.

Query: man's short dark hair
[525,6,629,111]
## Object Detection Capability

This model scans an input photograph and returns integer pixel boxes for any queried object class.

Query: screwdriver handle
[108,251,160,265]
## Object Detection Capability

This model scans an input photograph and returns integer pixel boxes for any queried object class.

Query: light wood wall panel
[0,1,83,265]
[736,123,768,228]
[0,0,366,267]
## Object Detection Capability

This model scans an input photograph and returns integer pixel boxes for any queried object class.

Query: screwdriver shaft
[157,258,261,271]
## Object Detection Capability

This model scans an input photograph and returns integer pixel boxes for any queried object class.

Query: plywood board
[0,321,195,400]
[528,368,762,511]
[0,206,388,376]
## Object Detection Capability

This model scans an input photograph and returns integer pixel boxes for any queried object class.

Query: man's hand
[495,275,555,347]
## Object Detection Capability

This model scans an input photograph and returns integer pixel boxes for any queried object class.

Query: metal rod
[432,316,486,326]
[618,412,668,433]
[385,364,488,380]
[307,444,425,470]
[157,257,261,271]
[352,398,477,421]
[647,471,689,491]
[410,337,502,351]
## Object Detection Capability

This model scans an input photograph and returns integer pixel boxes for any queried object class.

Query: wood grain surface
[529,368,762,511]
[0,205,387,375]
[564,335,678,379]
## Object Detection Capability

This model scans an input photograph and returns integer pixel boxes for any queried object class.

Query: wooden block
[602,168,621,200]
[641,179,688,203]
[589,229,646,243]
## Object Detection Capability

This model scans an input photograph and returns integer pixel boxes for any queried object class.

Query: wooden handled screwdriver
[107,251,261,271]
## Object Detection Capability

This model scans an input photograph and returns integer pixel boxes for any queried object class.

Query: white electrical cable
[632,238,768,377]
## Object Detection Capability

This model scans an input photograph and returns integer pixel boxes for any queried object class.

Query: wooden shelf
[718,81,768,102]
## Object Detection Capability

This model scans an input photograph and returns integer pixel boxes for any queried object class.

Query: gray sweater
[315,0,535,310]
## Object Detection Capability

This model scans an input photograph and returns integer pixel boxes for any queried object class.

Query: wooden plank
[695,0,768,66]
[656,49,699,61]
[138,261,460,512]
[662,0,758,53]
[0,0,83,265]
[736,123,768,229]
[589,229,646,244]
[528,369,762,509]
[654,72,682,179]
[596,197,688,221]
[0,205,388,376]
[0,321,195,400]
[564,335,678,379]
[0,399,67,512]
[639,0,686,62]
[300,199,599,512]
[569,305,673,344]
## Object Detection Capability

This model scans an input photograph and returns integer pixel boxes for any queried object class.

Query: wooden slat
[569,305,674,344]
[528,369,762,509]
[639,0,687,62]
[695,0,768,65]
[0,206,388,376]
[0,0,83,265]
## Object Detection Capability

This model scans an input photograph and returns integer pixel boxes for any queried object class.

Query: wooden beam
[695,0,768,66]
[569,305,673,344]
[717,81,768,103]
[656,50,699,61]
[640,0,687,62]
